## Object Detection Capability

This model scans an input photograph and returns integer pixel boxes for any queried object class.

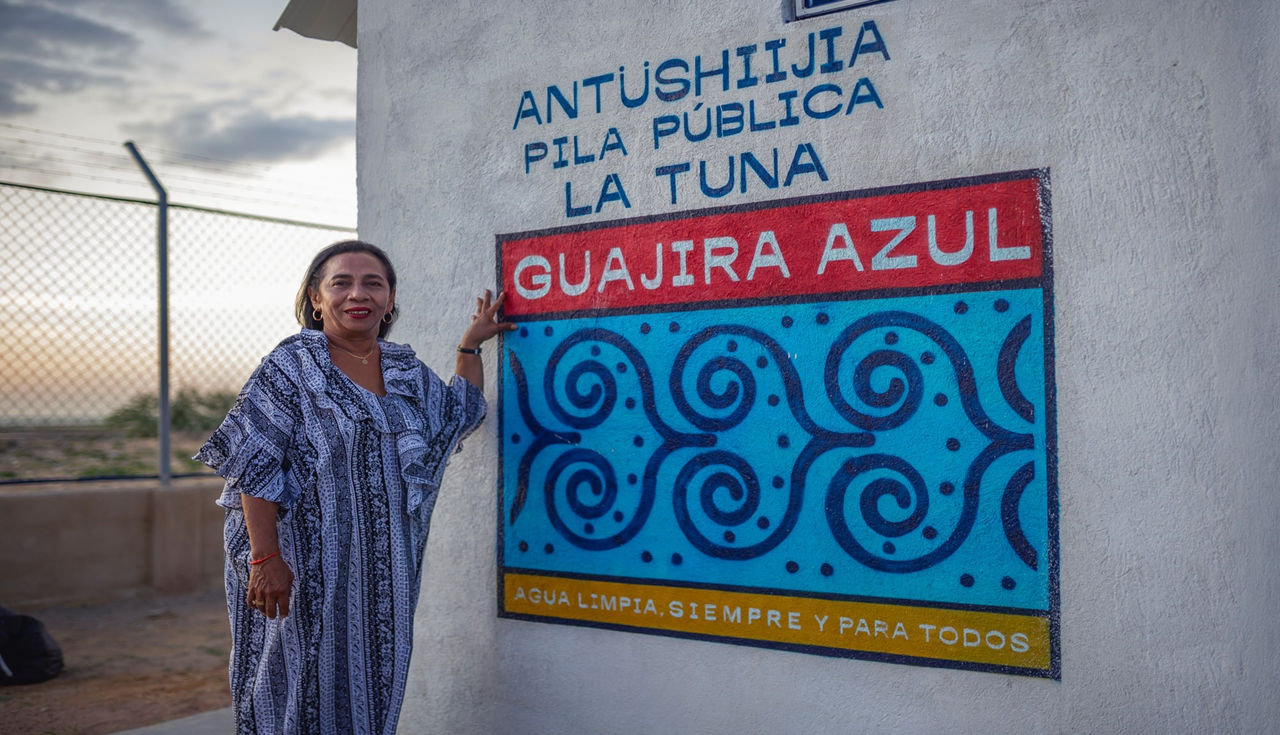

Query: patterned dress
[196,329,486,734]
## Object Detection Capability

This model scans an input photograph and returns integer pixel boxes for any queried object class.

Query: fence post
[124,142,171,486]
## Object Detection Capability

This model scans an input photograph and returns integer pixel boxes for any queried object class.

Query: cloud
[0,1,138,59]
[0,57,126,115]
[129,101,355,163]
[0,0,139,116]
[44,0,209,38]
[0,0,208,117]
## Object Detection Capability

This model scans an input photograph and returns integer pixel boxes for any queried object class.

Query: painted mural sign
[514,19,893,220]
[496,169,1059,678]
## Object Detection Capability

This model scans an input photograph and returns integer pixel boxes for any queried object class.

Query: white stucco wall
[356,1,1279,732]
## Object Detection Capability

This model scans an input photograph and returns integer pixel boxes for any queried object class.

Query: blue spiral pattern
[503,293,1050,609]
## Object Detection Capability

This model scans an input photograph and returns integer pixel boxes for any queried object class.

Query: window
[786,0,897,22]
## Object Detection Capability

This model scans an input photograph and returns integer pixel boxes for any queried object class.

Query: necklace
[332,344,378,365]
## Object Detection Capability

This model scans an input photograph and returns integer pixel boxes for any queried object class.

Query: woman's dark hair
[295,240,400,338]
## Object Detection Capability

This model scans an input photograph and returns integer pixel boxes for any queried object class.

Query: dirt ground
[0,588,231,735]
[0,427,212,483]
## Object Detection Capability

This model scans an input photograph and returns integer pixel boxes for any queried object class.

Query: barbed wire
[0,122,356,221]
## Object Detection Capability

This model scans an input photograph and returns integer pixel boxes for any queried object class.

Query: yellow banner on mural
[504,572,1051,672]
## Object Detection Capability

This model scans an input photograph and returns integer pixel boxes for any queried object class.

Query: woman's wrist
[250,549,281,565]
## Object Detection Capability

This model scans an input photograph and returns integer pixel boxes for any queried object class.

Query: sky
[0,0,358,226]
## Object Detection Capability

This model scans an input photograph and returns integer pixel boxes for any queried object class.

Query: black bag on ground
[0,606,64,685]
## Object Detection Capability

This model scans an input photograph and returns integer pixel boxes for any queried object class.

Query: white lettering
[746,230,790,280]
[988,207,1030,261]
[597,247,634,292]
[671,240,695,286]
[513,256,551,299]
[1010,632,1030,653]
[640,243,663,289]
[559,252,590,295]
[704,236,741,284]
[817,223,865,274]
[927,211,974,266]
[870,216,917,270]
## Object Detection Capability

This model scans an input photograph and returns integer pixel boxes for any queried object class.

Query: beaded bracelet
[250,550,281,566]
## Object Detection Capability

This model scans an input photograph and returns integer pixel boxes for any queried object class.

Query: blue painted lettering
[849,20,891,66]
[735,44,760,89]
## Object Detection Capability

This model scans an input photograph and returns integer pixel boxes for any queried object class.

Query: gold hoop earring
[312,308,323,322]
[382,312,394,324]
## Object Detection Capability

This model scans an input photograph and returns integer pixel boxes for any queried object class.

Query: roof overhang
[274,0,358,48]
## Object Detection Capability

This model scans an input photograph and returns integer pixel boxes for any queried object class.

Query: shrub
[105,388,237,437]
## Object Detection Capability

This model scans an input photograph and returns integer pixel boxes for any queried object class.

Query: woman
[196,240,513,734]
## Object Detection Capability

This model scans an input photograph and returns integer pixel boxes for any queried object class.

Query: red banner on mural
[500,175,1043,317]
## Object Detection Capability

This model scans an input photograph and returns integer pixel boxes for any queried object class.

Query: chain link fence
[0,181,356,482]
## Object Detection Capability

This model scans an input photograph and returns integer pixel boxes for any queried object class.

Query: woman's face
[308,251,395,341]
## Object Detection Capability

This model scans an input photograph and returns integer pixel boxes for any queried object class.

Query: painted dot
[923,526,938,540]
[519,327,528,338]
[940,482,955,496]
[544,543,555,554]
[757,517,771,530]
[627,473,637,485]
[946,438,961,451]
[613,511,624,522]
[633,436,644,447]
[921,351,935,365]
[641,551,653,563]
[1002,576,1017,590]
[772,476,784,489]
[616,362,628,374]
[640,323,651,334]
[544,325,554,336]
[625,397,636,409]
[669,321,680,333]
[768,394,780,407]
[994,299,1010,313]
[954,301,968,315]
[782,316,794,328]
[511,433,521,444]
[756,356,768,369]
[671,553,683,565]
[519,541,529,552]
[591,345,601,356]
[786,561,800,573]
[585,523,595,534]
[960,574,975,588]
[820,563,834,577]
[885,331,899,345]
[816,312,830,325]
[724,531,736,543]
[777,434,790,449]
[934,393,948,406]
[883,541,896,554]
[727,340,738,352]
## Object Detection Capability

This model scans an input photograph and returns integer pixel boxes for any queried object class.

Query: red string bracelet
[250,550,281,566]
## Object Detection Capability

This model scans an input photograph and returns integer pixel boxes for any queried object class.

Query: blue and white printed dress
[196,329,486,735]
